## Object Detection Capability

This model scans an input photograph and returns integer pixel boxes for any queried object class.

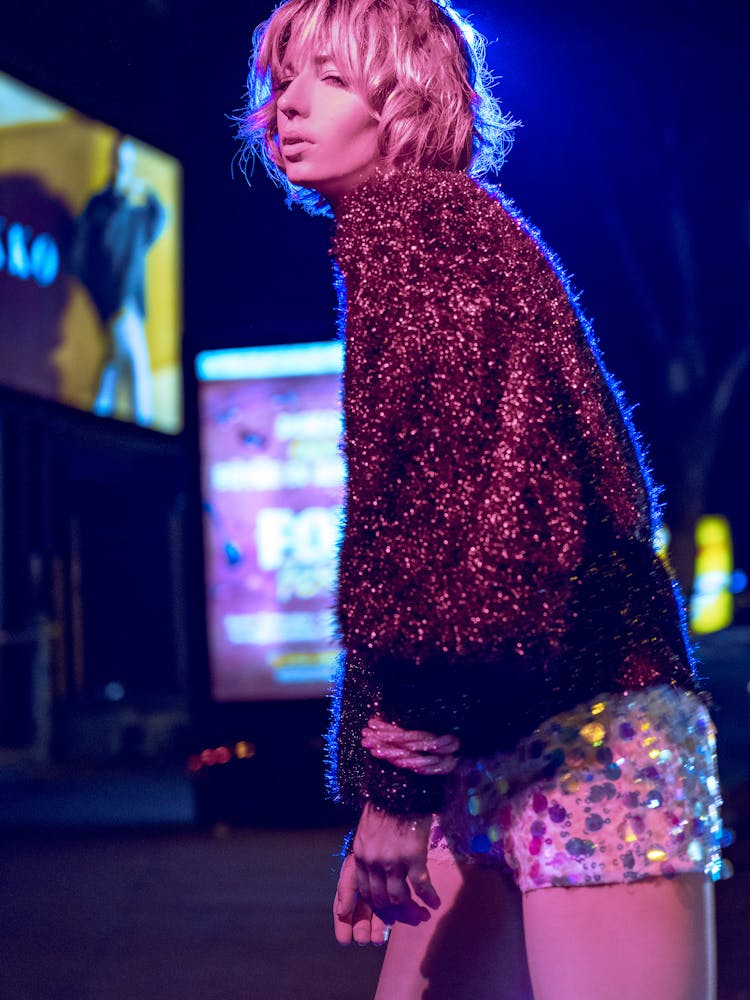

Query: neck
[328,164,398,218]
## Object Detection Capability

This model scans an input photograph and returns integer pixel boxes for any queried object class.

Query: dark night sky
[2,0,749,547]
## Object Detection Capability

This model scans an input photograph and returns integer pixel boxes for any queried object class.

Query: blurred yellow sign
[691,515,733,634]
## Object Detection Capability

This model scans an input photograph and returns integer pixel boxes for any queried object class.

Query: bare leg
[523,874,716,1000]
[121,307,153,426]
[96,302,154,425]
[93,359,118,416]
[375,857,532,1000]
[115,303,153,426]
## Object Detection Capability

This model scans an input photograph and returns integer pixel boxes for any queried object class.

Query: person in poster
[70,134,165,426]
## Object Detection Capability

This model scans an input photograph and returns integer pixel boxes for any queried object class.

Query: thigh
[375,856,533,1000]
[523,873,716,1000]
[110,304,145,361]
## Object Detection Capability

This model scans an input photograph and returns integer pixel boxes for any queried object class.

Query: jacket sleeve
[68,198,95,281]
[143,192,166,246]
[333,173,604,815]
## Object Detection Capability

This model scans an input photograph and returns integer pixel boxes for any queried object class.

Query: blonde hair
[237,0,517,215]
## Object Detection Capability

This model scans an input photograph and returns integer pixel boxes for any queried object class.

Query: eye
[323,74,347,87]
[274,78,293,94]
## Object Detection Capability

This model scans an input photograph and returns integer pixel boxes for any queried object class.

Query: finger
[364,718,441,740]
[362,734,460,755]
[333,856,358,945]
[385,867,411,908]
[357,858,398,919]
[355,857,372,906]
[367,748,447,765]
[364,719,451,744]
[411,754,459,774]
[370,913,391,947]
[334,901,354,946]
[352,896,373,947]
[361,729,460,758]
[335,854,358,919]
[365,747,440,764]
[405,756,459,775]
[403,736,460,753]
[366,748,458,774]
[367,866,391,912]
[408,863,441,910]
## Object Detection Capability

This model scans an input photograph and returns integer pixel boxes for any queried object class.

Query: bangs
[262,0,366,96]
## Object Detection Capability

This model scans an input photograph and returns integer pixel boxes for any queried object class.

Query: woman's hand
[335,717,454,940]
[333,853,391,946]
[361,716,460,775]
[352,802,440,924]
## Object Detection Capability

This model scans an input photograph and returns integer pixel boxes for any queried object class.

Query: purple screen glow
[197,343,344,701]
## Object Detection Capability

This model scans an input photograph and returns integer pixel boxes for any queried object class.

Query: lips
[281,134,312,147]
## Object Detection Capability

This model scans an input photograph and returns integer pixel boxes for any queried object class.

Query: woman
[239,1,724,997]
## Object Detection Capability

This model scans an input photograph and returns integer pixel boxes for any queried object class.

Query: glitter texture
[428,686,724,888]
[325,166,699,816]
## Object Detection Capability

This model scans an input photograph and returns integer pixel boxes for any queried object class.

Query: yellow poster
[0,70,182,433]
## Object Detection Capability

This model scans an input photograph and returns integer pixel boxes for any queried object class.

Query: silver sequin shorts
[427,685,724,891]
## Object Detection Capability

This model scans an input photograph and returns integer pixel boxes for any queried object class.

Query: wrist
[363,800,433,831]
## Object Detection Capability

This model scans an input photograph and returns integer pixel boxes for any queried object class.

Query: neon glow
[197,341,345,701]
[691,515,734,634]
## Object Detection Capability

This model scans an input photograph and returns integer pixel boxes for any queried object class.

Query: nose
[277,75,309,120]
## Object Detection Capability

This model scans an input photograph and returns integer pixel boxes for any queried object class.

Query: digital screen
[196,342,345,701]
[0,71,182,433]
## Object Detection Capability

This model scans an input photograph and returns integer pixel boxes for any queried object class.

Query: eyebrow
[279,52,336,74]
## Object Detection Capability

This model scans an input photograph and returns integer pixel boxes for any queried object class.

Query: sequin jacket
[327,166,698,816]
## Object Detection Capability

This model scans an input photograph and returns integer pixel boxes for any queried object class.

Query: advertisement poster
[0,71,182,432]
[197,343,345,701]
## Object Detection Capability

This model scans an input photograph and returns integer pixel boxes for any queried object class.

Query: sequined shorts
[427,685,724,891]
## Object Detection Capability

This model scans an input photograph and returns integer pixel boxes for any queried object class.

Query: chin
[285,166,321,188]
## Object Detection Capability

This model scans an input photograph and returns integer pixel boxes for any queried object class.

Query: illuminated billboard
[0,71,182,432]
[196,342,344,701]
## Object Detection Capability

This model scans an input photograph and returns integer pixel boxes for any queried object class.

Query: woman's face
[274,51,381,208]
